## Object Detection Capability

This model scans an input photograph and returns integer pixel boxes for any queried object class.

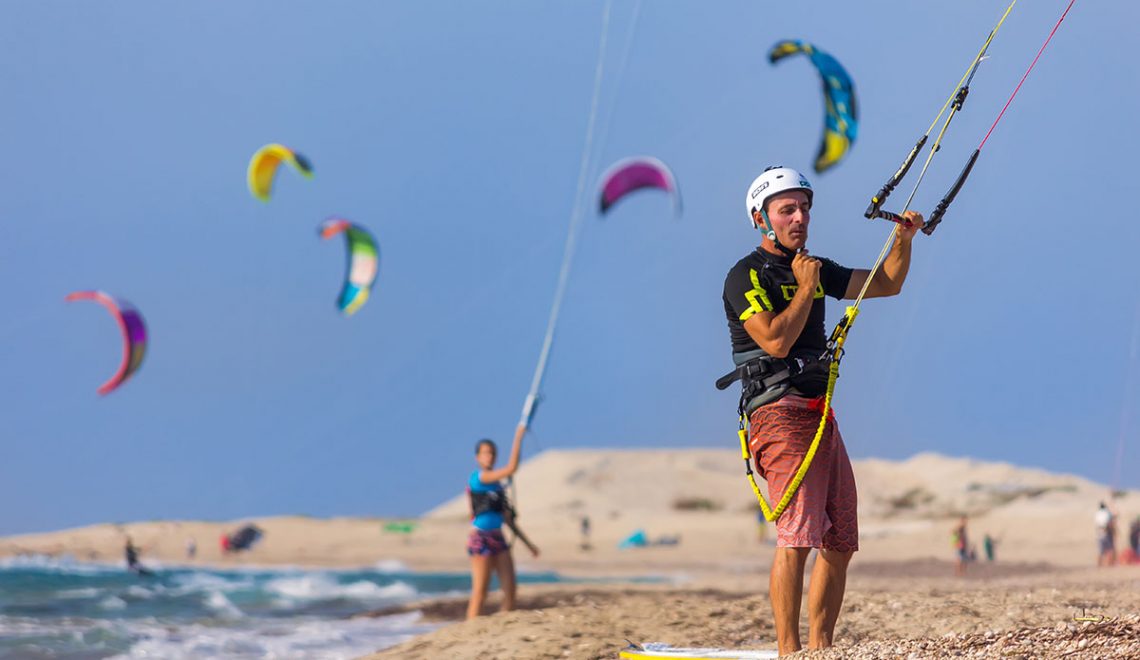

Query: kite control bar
[862,1,1015,230]
[865,135,927,220]
[923,149,979,235]
[869,209,915,228]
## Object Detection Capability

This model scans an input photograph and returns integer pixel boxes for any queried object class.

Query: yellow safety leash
[742,308,854,522]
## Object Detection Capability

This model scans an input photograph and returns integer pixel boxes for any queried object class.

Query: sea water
[0,554,583,659]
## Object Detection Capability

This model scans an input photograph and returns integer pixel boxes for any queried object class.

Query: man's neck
[759,238,798,258]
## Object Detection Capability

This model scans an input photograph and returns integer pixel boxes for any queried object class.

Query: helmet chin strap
[759,208,799,257]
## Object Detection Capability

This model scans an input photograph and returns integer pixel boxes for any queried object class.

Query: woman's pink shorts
[749,394,859,552]
[466,528,509,557]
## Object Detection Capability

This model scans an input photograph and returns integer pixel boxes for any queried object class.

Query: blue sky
[1,1,1134,535]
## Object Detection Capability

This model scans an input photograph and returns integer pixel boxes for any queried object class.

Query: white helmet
[745,166,813,231]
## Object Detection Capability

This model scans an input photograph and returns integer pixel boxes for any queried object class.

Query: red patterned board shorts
[466,528,509,557]
[749,394,859,552]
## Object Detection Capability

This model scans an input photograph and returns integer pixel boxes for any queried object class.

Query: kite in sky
[319,218,379,316]
[597,156,681,216]
[65,290,147,395]
[768,40,858,173]
[247,143,313,201]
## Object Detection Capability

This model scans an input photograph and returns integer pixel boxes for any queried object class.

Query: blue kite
[768,40,858,174]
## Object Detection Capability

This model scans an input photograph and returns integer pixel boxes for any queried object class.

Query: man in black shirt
[723,165,922,655]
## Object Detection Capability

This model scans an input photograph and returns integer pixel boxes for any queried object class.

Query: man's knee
[775,546,813,563]
[817,548,853,569]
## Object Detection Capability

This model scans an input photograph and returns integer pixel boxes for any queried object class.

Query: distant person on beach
[952,516,969,576]
[983,533,996,562]
[1095,501,1117,567]
[185,537,197,560]
[719,166,922,655]
[580,515,592,551]
[125,537,140,569]
[466,428,539,620]
[1130,517,1140,556]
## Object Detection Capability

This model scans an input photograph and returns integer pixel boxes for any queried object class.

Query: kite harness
[469,487,515,519]
[729,0,1077,522]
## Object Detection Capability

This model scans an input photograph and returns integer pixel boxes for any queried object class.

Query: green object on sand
[382,521,417,534]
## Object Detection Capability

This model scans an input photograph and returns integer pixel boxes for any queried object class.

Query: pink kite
[65,291,147,395]
[597,156,681,216]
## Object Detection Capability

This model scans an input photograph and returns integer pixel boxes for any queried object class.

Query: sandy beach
[363,568,1140,659]
[3,450,1138,658]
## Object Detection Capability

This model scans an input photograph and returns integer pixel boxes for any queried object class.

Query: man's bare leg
[770,547,811,655]
[807,548,853,649]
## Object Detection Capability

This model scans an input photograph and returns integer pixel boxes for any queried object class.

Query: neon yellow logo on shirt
[780,283,825,301]
[740,269,774,321]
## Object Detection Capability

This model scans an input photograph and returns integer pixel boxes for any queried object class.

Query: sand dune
[428,449,1119,524]
[428,449,1133,569]
[2,451,1133,572]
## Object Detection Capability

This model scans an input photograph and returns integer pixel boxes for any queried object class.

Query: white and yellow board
[619,644,778,659]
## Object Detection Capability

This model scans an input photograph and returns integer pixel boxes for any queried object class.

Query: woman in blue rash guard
[465,426,539,619]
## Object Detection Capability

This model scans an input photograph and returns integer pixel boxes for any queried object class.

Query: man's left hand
[898,210,925,240]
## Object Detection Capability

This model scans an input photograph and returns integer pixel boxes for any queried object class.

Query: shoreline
[8,542,1139,659]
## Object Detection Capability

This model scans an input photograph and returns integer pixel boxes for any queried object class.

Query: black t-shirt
[722,248,853,396]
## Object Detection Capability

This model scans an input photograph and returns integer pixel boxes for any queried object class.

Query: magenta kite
[597,156,681,216]
[65,290,148,395]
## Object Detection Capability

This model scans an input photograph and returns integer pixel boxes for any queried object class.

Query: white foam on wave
[264,574,417,603]
[0,554,121,574]
[170,571,254,595]
[0,616,91,636]
[373,559,408,573]
[2,609,437,659]
[105,612,437,660]
[204,591,245,619]
[99,596,127,610]
[125,584,158,599]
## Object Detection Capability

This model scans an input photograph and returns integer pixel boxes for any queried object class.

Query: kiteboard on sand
[619,643,778,659]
